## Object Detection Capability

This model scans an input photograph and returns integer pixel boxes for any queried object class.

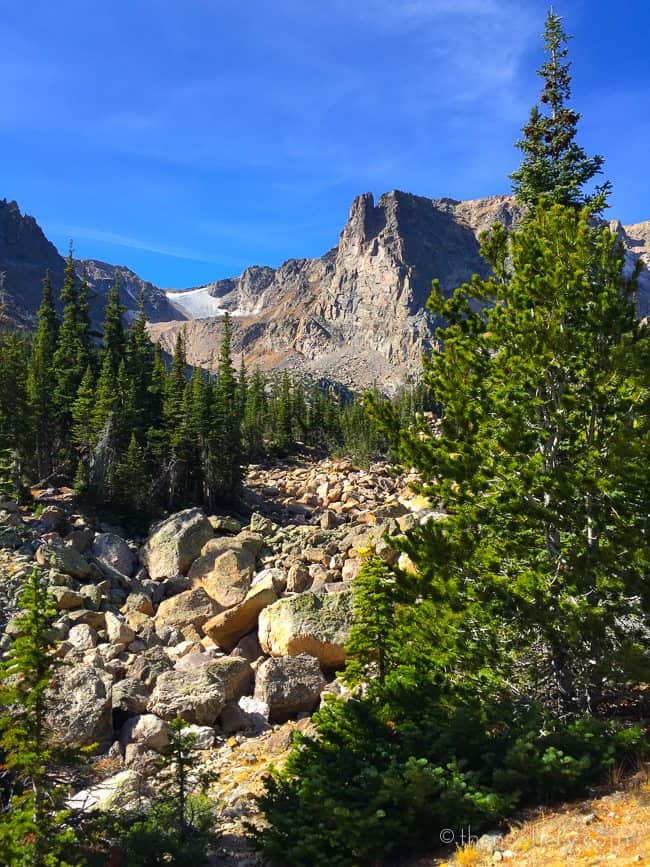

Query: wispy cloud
[45,223,234,266]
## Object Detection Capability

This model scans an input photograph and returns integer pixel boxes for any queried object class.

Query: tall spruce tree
[510,11,611,214]
[27,272,59,478]
[102,271,126,375]
[243,365,267,458]
[0,329,30,498]
[371,203,650,715]
[209,314,243,504]
[127,290,155,439]
[52,248,85,446]
[76,270,93,374]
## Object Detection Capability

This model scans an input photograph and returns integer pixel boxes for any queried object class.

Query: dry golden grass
[431,765,650,867]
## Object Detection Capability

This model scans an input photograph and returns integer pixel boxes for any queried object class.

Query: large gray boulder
[35,544,91,580]
[141,509,213,580]
[92,533,135,577]
[254,654,326,722]
[112,678,151,718]
[258,590,353,669]
[146,656,252,725]
[47,664,112,748]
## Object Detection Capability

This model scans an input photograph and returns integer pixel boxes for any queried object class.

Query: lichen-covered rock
[155,587,217,631]
[67,622,98,650]
[254,654,326,722]
[92,533,135,577]
[181,724,216,749]
[202,580,277,652]
[208,515,241,534]
[112,678,151,719]
[146,656,252,725]
[122,592,155,616]
[141,508,213,580]
[129,646,173,689]
[47,664,112,748]
[258,590,353,668]
[67,770,141,812]
[105,611,136,646]
[49,585,84,610]
[35,544,91,580]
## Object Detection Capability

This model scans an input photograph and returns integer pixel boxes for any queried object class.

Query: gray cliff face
[0,199,65,324]
[150,192,527,391]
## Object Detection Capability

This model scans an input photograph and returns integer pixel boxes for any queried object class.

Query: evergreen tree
[127,290,155,438]
[208,314,243,504]
[52,248,84,443]
[0,329,30,497]
[92,352,118,439]
[27,272,59,478]
[164,331,190,507]
[113,433,149,515]
[371,202,650,715]
[0,568,82,865]
[510,11,611,214]
[273,371,294,454]
[343,554,403,688]
[76,270,93,374]
[243,366,267,458]
[101,271,126,375]
[113,717,214,866]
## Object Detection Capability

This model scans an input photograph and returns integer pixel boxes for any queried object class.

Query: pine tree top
[510,10,611,215]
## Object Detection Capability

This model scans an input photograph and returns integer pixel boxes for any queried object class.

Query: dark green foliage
[342,554,404,687]
[52,249,85,449]
[101,272,126,375]
[0,328,30,501]
[207,314,243,504]
[510,11,611,214]
[0,568,84,865]
[27,272,59,478]
[253,688,645,867]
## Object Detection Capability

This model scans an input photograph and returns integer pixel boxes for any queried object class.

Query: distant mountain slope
[0,200,181,325]
[2,194,648,392]
[0,199,65,324]
[149,193,650,390]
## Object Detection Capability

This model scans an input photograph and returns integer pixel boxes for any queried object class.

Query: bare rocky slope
[150,192,528,391]
[2,194,649,392]
[150,194,650,391]
[0,199,180,325]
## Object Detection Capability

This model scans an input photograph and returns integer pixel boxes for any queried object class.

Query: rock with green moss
[258,591,353,669]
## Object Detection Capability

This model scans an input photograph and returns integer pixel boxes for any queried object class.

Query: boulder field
[0,457,439,864]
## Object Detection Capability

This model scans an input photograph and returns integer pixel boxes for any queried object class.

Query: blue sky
[2,0,648,288]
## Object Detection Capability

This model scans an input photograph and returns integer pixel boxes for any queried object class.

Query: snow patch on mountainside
[164,286,228,319]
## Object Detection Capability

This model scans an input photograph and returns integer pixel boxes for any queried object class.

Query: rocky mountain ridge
[0,199,181,325]
[2,194,649,392]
